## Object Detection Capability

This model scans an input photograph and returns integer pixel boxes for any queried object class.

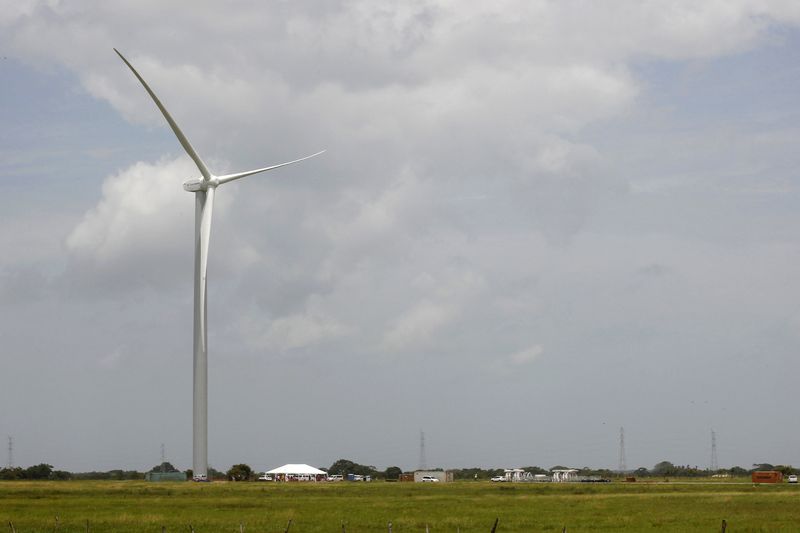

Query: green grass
[2,480,799,532]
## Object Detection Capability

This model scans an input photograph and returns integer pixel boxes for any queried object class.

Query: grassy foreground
[1,480,799,532]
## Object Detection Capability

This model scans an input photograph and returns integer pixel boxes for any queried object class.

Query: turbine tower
[115,49,323,481]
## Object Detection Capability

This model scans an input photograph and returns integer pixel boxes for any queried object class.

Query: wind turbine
[114,49,323,481]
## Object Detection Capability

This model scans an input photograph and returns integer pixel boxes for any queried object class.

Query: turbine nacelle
[183,177,217,192]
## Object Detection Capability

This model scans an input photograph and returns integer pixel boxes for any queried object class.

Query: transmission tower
[418,430,427,471]
[160,443,166,473]
[618,427,626,472]
[710,430,719,471]
[6,436,12,469]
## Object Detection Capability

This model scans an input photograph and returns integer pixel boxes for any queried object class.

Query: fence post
[285,519,293,533]
[388,521,392,533]
[8,521,16,533]
[239,523,244,533]
[721,519,727,532]
[86,519,90,533]
[341,521,346,533]
[188,524,195,533]
[490,518,498,533]
[426,524,429,533]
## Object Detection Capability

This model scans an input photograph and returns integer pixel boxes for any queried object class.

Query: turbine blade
[114,48,212,180]
[215,150,325,185]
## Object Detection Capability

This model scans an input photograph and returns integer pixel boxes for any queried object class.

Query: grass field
[2,480,800,532]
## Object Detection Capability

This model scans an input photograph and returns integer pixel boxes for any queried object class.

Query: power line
[618,427,626,472]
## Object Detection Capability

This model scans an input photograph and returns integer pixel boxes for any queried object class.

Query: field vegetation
[2,479,800,532]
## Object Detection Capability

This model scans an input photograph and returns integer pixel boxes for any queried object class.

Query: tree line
[2,459,797,481]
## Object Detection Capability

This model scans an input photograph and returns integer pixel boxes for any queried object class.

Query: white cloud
[508,345,544,366]
[4,0,800,470]
[238,305,350,353]
[66,156,191,264]
[383,268,486,351]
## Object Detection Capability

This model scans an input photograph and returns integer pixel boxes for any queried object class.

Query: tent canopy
[266,463,326,475]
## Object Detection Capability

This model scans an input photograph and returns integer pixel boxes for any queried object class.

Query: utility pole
[7,436,12,469]
[710,430,718,471]
[418,430,427,471]
[160,443,166,473]
[618,427,626,472]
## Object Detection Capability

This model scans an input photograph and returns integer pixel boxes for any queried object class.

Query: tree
[385,466,402,480]
[728,466,748,477]
[652,461,677,476]
[227,464,253,481]
[149,462,180,473]
[0,467,24,480]
[773,465,797,476]
[51,470,72,480]
[328,459,378,478]
[24,464,53,479]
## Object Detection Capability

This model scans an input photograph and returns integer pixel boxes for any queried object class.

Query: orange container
[751,471,783,483]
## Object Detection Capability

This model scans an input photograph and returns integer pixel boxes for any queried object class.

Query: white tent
[266,464,327,476]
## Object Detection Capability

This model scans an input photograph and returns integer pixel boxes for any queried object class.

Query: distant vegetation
[1,458,798,481]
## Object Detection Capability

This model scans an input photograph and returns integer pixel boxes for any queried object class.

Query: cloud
[61,157,190,293]
[383,268,486,351]
[3,0,800,471]
[237,301,351,353]
[508,345,544,366]
[98,346,125,369]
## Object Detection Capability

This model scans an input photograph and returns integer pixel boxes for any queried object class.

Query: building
[265,463,327,481]
[551,469,579,482]
[413,470,453,482]
[504,468,526,482]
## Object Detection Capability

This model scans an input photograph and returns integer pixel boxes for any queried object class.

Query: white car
[421,475,439,482]
[490,476,506,482]
[257,473,273,481]
[788,474,798,484]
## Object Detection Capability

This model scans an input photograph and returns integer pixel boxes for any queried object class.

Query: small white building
[266,464,327,482]
[551,469,579,482]
[504,468,526,482]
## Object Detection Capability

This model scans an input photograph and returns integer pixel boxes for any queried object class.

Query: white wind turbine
[114,49,323,481]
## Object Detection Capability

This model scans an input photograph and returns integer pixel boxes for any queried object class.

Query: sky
[2,1,800,474]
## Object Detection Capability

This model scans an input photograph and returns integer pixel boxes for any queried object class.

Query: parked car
[421,475,439,482]
[327,474,344,482]
[490,476,506,482]
[257,473,273,481]
[788,475,798,484]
